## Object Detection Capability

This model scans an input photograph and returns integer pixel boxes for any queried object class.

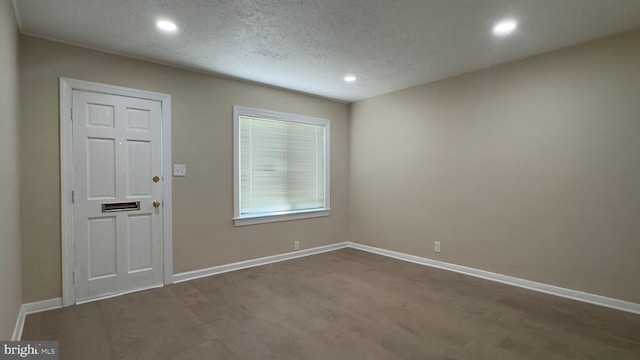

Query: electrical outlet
[434,241,441,253]
[294,241,300,251]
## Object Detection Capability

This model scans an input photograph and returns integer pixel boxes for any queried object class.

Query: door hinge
[73,271,76,284]
[72,191,75,203]
[71,107,74,121]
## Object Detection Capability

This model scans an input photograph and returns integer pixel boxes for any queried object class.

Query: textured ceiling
[13,0,640,102]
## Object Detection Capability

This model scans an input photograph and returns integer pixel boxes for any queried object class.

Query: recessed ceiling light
[156,20,178,32]
[344,74,357,82]
[493,19,518,36]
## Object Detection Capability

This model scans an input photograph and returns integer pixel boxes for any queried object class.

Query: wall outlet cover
[173,164,187,177]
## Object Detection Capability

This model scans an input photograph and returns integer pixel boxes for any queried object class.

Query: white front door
[72,90,164,302]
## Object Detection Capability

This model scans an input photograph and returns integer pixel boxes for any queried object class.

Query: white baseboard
[348,242,640,315]
[12,298,63,340]
[173,242,350,283]
[16,240,638,341]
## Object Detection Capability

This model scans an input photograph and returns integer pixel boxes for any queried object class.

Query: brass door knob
[153,176,160,183]
[153,201,161,208]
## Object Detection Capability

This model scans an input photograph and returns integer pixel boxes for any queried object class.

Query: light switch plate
[173,164,186,177]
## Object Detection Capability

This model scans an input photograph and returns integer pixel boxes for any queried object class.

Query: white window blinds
[233,106,330,225]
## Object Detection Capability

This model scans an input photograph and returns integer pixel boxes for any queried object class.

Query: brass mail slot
[102,201,140,213]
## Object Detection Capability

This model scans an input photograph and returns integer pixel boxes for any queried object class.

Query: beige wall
[20,36,350,302]
[350,29,640,303]
[0,0,22,339]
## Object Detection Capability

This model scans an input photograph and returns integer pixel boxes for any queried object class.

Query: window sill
[233,209,330,227]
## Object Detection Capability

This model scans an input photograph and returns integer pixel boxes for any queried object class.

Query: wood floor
[22,249,640,359]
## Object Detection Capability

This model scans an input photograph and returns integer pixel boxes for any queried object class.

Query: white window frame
[233,106,331,226]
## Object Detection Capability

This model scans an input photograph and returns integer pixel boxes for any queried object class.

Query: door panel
[87,138,116,199]
[73,90,163,302]
[127,108,152,130]
[128,214,153,272]
[127,140,152,196]
[88,216,117,279]
[87,103,115,128]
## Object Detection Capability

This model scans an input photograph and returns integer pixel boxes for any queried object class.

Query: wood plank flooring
[22,248,640,359]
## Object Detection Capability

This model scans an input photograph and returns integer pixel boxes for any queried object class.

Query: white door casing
[61,78,173,306]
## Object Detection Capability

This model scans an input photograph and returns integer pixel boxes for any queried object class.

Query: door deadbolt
[153,176,160,183]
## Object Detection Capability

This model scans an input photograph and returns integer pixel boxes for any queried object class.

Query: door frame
[60,78,173,306]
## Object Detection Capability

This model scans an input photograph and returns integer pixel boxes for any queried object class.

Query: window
[233,106,330,226]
